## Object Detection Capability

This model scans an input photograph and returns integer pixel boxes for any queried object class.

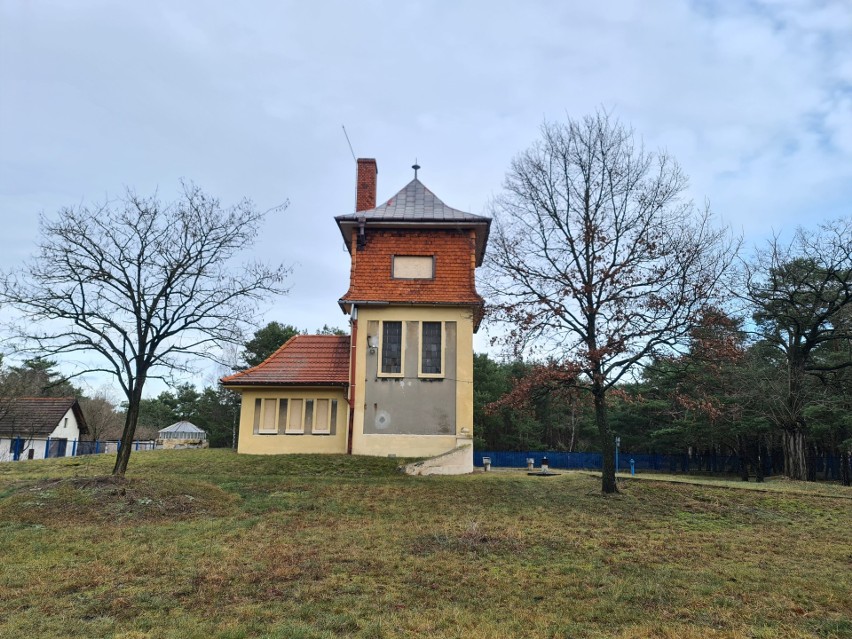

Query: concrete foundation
[402,443,473,476]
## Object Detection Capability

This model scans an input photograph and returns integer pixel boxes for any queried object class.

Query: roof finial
[412,159,420,179]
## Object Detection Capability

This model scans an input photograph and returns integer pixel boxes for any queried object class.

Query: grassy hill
[0,450,850,639]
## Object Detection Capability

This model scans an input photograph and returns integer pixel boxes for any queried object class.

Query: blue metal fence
[475,451,603,470]
[475,450,847,480]
[5,437,156,461]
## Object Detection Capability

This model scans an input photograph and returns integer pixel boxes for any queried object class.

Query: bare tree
[743,219,852,480]
[79,389,125,442]
[0,355,13,425]
[1,184,289,475]
[485,110,737,493]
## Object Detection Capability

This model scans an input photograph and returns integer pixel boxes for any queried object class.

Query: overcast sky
[1,0,850,394]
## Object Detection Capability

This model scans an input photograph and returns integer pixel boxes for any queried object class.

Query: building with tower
[222,159,490,473]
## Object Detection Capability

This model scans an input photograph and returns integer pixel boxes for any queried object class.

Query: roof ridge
[337,178,490,222]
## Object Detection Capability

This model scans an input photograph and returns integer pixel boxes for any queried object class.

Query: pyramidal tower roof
[337,178,488,223]
[336,175,491,264]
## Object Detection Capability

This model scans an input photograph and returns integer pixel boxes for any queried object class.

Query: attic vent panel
[393,255,434,279]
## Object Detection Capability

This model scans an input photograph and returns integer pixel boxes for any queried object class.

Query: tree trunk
[568,405,576,453]
[782,429,808,481]
[737,435,749,481]
[782,353,809,480]
[113,383,143,476]
[754,438,764,483]
[593,383,617,494]
[840,451,851,487]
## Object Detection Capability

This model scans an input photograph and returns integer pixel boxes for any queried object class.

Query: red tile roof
[0,397,88,437]
[221,335,350,387]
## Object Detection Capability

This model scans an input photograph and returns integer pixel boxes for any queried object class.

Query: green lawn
[1,450,850,639]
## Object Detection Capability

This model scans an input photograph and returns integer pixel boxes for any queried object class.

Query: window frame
[312,398,336,435]
[286,398,305,434]
[254,398,280,435]
[418,321,445,378]
[391,255,435,280]
[253,396,339,436]
[378,320,405,377]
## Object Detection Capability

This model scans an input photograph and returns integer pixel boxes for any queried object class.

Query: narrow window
[253,398,262,434]
[287,399,304,433]
[304,399,315,432]
[330,399,338,432]
[277,399,288,433]
[421,321,442,375]
[381,321,402,374]
[313,399,330,434]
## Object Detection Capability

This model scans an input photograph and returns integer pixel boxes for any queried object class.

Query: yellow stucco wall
[355,435,474,458]
[351,305,475,457]
[233,387,349,455]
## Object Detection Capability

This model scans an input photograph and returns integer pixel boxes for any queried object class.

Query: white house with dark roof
[0,397,88,461]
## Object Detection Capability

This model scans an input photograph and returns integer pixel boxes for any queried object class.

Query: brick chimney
[355,158,377,212]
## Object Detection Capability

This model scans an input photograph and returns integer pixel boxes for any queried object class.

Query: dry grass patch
[0,451,850,639]
[0,475,238,526]
[409,520,524,556]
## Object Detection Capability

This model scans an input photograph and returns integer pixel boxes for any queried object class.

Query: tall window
[304,400,315,432]
[381,321,402,374]
[313,399,337,435]
[254,398,280,435]
[287,399,304,434]
[421,322,443,375]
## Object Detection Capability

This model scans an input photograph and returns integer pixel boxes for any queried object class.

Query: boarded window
[393,255,434,279]
[287,399,304,433]
[381,321,402,374]
[252,396,339,436]
[421,322,442,375]
[314,399,330,434]
[258,398,277,434]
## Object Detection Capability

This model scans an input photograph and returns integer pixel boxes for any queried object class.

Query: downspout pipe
[346,308,358,455]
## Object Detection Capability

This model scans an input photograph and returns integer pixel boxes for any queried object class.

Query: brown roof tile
[221,335,350,387]
[0,397,88,437]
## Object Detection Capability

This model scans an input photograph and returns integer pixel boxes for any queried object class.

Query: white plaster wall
[0,437,48,462]
[48,408,81,442]
[0,438,17,462]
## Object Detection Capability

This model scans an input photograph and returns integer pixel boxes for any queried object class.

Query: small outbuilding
[0,397,89,461]
[157,421,208,450]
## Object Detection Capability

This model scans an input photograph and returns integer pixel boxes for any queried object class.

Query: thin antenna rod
[342,125,356,162]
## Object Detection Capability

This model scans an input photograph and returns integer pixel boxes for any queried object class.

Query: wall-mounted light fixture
[367,335,378,352]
